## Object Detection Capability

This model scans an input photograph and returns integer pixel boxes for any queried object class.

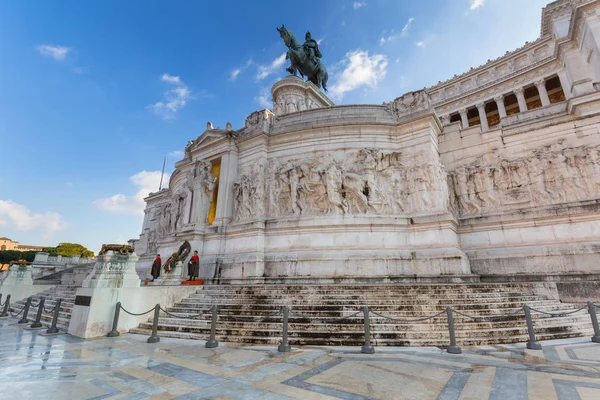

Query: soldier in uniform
[151,254,161,282]
[188,250,200,281]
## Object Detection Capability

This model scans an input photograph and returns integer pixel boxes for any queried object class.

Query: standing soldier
[188,250,200,281]
[151,254,162,282]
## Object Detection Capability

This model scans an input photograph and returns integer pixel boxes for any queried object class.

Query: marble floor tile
[2,316,600,399]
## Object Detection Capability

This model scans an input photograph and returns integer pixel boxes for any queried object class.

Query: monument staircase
[13,285,79,331]
[130,283,595,347]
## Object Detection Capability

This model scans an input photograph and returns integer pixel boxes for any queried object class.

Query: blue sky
[0,0,550,252]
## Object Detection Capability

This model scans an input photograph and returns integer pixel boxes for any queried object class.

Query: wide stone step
[129,325,595,346]
[131,282,594,347]
[165,305,582,319]
[185,295,543,303]
[176,299,556,308]
[195,290,539,297]
[148,313,591,331]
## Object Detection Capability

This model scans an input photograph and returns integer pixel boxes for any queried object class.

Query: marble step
[175,300,552,309]
[129,326,595,346]
[195,290,539,297]
[147,313,591,331]
[169,302,574,313]
[184,294,544,302]
[199,283,540,289]
[138,313,593,334]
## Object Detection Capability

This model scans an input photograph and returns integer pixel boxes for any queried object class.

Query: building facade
[0,237,45,252]
[135,0,600,283]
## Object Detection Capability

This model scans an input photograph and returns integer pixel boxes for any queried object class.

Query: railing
[103,300,600,353]
[3,292,598,352]
[0,294,64,335]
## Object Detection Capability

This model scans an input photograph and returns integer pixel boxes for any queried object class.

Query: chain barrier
[370,309,447,323]
[44,304,58,314]
[119,304,156,317]
[159,307,212,320]
[452,308,524,322]
[9,306,26,318]
[528,305,588,317]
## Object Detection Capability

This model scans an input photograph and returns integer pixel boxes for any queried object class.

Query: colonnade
[449,74,569,131]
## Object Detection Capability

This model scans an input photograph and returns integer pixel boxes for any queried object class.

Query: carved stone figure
[188,160,216,225]
[450,143,600,216]
[384,90,432,118]
[527,156,551,204]
[233,162,267,221]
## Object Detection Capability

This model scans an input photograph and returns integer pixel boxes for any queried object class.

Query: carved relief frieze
[383,90,432,119]
[449,143,600,217]
[233,149,451,221]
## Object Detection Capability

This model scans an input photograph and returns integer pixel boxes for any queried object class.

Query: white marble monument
[135,0,600,283]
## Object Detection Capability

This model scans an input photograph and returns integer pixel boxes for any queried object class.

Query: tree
[43,243,94,258]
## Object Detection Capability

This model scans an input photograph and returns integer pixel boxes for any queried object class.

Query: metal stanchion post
[205,305,219,348]
[147,304,161,343]
[19,297,32,324]
[30,297,45,328]
[0,294,11,317]
[107,302,121,337]
[278,306,291,352]
[361,306,375,354]
[446,306,462,354]
[45,299,61,334]
[524,304,542,350]
[587,301,600,343]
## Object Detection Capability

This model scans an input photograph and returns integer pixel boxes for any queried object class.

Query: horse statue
[277,25,328,91]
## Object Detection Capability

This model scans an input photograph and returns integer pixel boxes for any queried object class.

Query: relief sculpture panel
[233,149,451,221]
[450,144,600,217]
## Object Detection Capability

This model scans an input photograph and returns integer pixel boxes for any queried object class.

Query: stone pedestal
[160,261,185,285]
[0,264,48,302]
[271,76,334,116]
[69,251,143,338]
[1,264,33,287]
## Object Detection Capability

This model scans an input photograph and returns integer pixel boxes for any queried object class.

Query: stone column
[514,87,528,112]
[494,95,507,118]
[476,103,489,131]
[459,109,469,129]
[213,148,239,226]
[535,79,551,106]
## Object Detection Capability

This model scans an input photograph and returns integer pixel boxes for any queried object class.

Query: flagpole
[159,155,166,190]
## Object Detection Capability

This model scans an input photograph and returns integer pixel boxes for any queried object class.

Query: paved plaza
[2,317,600,399]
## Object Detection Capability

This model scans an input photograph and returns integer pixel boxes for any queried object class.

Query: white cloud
[401,18,415,37]
[0,200,67,237]
[416,41,426,48]
[148,74,193,120]
[230,68,242,81]
[470,0,486,10]
[160,73,181,84]
[168,150,184,158]
[329,50,388,99]
[379,34,394,45]
[255,87,272,109]
[353,1,366,10]
[93,171,171,215]
[230,59,254,81]
[256,53,287,80]
[36,44,70,61]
